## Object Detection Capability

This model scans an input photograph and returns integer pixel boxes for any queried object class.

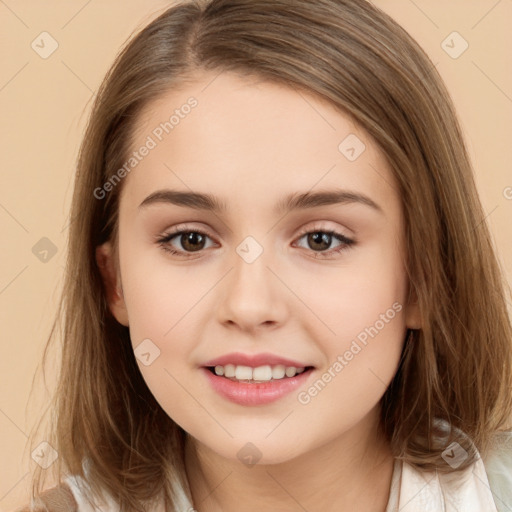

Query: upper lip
[202,352,313,368]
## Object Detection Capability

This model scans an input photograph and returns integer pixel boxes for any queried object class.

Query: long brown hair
[27,0,512,510]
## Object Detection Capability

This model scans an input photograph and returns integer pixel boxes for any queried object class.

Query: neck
[183,408,394,512]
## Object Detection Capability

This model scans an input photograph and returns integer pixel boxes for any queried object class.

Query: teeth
[272,365,286,379]
[235,365,253,380]
[212,364,308,381]
[285,367,297,377]
[253,365,273,381]
[224,364,236,378]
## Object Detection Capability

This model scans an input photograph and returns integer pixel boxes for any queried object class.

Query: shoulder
[481,430,512,510]
[13,482,78,512]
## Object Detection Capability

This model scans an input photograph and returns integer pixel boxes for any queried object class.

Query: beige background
[1,1,511,509]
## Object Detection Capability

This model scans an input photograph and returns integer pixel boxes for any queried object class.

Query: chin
[202,434,312,467]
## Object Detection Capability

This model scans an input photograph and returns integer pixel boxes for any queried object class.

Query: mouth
[204,364,315,383]
[200,360,316,406]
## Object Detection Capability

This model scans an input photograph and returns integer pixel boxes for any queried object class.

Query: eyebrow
[138,188,383,215]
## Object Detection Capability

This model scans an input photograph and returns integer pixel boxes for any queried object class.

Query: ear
[404,284,422,330]
[95,241,129,326]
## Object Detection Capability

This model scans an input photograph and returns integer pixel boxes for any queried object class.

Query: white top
[64,431,512,512]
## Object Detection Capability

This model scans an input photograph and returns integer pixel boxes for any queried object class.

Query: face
[96,71,420,465]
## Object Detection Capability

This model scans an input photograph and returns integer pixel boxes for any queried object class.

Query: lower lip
[201,367,314,406]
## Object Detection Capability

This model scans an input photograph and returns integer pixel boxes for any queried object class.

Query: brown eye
[307,232,333,251]
[157,227,215,256]
[292,228,355,258]
[296,229,354,255]
[180,232,207,252]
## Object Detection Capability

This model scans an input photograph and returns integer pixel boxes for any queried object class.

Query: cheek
[119,243,210,342]
[118,244,215,412]
[295,240,408,346]
[292,274,407,449]
[293,242,408,412]
[118,248,208,429]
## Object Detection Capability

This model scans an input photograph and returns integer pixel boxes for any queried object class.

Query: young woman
[18,0,512,510]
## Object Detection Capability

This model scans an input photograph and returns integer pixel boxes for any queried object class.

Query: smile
[200,352,316,405]
[209,364,307,382]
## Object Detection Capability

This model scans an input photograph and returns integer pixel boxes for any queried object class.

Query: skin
[96,71,421,512]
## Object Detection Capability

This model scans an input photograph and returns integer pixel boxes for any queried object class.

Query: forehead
[120,71,400,220]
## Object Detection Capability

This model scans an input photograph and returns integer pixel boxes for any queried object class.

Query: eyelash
[155,223,355,259]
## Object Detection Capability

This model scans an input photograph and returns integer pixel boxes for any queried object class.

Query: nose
[216,246,288,333]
